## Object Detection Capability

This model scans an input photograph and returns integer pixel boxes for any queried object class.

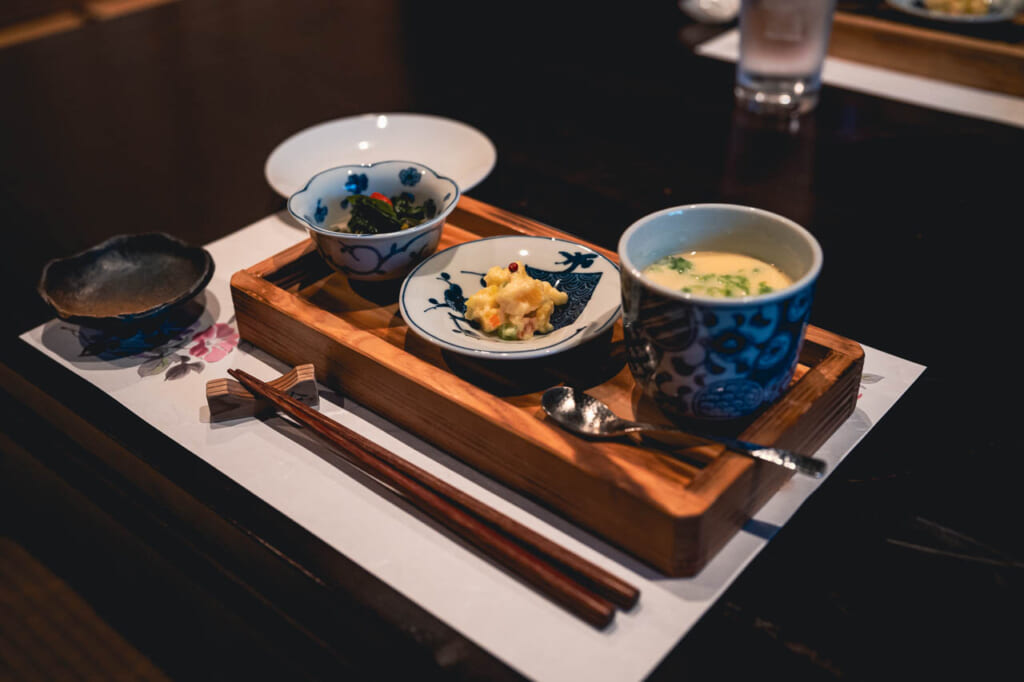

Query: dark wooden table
[2,1,1021,679]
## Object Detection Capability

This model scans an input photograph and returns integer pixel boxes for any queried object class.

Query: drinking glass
[735,0,837,115]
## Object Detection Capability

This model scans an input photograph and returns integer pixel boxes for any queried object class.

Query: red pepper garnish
[508,261,519,273]
[370,192,392,205]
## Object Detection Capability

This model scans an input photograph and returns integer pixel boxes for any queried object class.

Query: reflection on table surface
[1,1,1021,680]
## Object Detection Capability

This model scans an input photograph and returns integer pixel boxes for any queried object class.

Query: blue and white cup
[618,204,823,423]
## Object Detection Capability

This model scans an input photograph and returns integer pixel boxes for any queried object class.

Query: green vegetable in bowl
[344,192,438,234]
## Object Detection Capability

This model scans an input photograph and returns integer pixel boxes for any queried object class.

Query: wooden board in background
[230,196,864,577]
[829,9,1024,96]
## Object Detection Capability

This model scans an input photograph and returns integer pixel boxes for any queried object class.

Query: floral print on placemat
[140,321,240,380]
[65,313,239,381]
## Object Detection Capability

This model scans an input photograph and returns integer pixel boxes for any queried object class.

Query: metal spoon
[541,386,826,478]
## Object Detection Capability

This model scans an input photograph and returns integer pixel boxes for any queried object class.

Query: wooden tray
[829,9,1024,97]
[230,197,864,577]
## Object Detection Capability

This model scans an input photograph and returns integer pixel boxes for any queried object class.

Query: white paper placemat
[19,212,925,681]
[696,28,1024,129]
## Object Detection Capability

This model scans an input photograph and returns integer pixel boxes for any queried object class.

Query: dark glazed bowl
[38,232,215,327]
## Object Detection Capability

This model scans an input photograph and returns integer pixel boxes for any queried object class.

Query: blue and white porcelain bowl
[288,160,460,281]
[618,204,823,423]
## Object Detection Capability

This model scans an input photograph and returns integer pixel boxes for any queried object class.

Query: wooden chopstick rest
[227,367,640,628]
[206,363,318,421]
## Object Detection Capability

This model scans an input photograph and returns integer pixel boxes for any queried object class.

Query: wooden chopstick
[255,376,640,610]
[228,368,639,628]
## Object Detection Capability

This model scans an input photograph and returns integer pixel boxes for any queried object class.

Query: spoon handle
[715,436,827,478]
[629,425,827,478]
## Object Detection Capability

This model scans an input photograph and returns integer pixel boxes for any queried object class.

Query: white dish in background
[265,113,497,198]
[885,0,1021,23]
[400,236,621,360]
[678,0,739,24]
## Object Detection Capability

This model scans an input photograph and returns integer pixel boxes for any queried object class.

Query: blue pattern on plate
[423,251,603,339]
[423,272,480,337]
[400,235,621,359]
[525,266,600,330]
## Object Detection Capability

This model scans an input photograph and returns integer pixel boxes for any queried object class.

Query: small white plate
[265,113,497,197]
[400,236,621,360]
[885,0,1020,23]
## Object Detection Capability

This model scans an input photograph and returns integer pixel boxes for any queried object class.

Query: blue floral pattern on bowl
[326,227,440,279]
[622,278,814,420]
[619,203,823,423]
[399,166,422,186]
[344,173,369,195]
[288,160,460,281]
[400,236,621,360]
